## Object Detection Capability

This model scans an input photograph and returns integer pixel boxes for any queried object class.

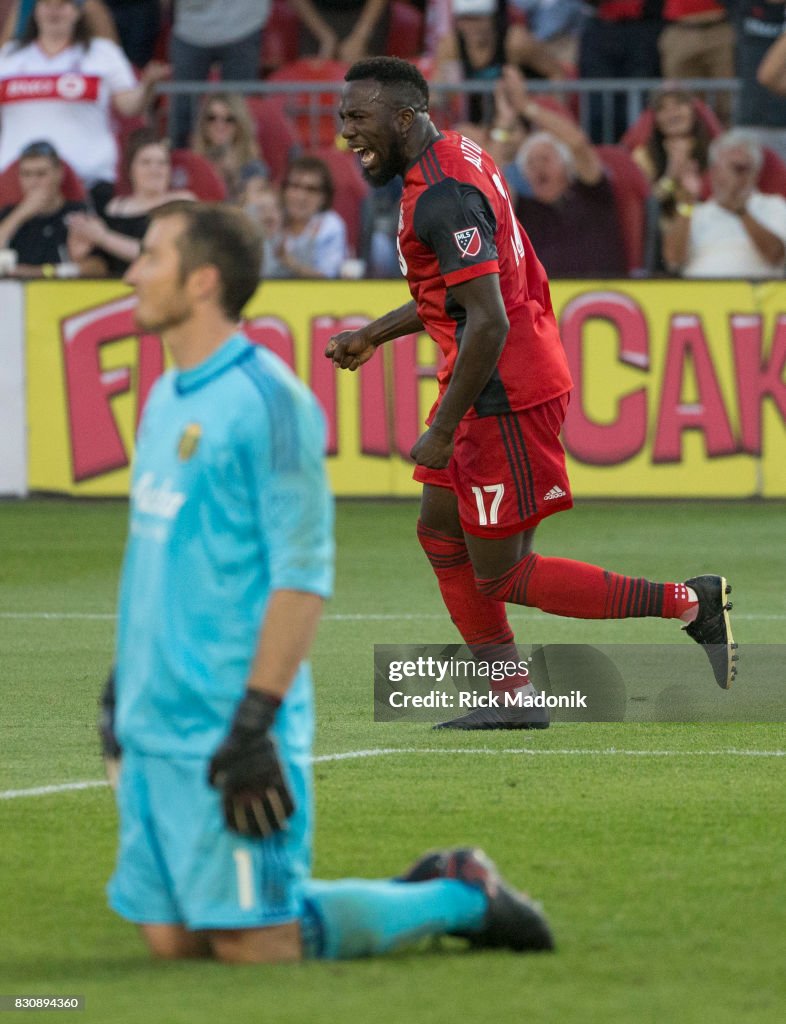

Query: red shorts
[413,394,573,538]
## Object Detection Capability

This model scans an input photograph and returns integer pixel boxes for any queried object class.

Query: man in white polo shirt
[663,129,786,279]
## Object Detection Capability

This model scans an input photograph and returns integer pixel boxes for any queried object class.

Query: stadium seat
[756,146,786,198]
[110,112,148,167]
[0,157,86,206]
[620,97,723,152]
[260,0,301,74]
[307,145,370,257]
[169,150,227,200]
[151,15,171,64]
[595,144,653,275]
[385,2,424,59]
[267,58,349,149]
[245,97,302,183]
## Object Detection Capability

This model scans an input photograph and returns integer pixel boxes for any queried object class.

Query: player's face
[339,80,409,187]
[125,215,194,334]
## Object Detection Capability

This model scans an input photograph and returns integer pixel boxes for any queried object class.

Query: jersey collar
[404,129,445,178]
[174,333,251,394]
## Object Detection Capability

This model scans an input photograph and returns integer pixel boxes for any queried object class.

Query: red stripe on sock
[477,553,673,620]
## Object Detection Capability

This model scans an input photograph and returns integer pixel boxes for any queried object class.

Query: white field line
[0,611,780,622]
[2,746,783,801]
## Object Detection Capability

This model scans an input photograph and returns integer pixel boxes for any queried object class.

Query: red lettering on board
[61,295,163,481]
[653,314,736,462]
[560,292,649,465]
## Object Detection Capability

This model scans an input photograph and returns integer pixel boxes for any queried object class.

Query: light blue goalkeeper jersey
[114,333,334,759]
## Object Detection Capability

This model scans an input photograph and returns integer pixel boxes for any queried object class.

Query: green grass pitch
[1,498,784,1024]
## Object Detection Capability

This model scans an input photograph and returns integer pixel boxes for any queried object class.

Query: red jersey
[397,130,573,418]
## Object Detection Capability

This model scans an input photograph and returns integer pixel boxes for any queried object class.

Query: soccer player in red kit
[326,57,737,728]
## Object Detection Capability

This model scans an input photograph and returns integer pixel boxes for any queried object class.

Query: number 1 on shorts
[233,848,256,910]
[471,483,505,526]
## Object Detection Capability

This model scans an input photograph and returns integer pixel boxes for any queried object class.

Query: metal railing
[155,76,742,148]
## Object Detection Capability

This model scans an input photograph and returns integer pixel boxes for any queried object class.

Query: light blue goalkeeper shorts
[107,723,313,931]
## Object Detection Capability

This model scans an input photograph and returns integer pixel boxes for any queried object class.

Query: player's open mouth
[351,146,378,170]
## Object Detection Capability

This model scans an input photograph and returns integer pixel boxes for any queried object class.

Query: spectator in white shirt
[265,155,348,280]
[663,129,786,279]
[0,0,167,210]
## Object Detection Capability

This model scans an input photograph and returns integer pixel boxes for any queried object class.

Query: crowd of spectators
[2,0,786,282]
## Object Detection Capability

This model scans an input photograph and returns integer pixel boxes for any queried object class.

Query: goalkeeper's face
[125,214,195,337]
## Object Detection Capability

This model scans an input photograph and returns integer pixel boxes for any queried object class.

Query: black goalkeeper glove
[98,668,122,789]
[208,690,295,838]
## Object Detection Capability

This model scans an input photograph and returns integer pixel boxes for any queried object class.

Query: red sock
[476,552,694,621]
[416,521,515,648]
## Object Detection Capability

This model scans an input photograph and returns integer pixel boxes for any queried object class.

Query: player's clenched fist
[325,328,378,371]
[410,425,455,469]
[208,690,295,837]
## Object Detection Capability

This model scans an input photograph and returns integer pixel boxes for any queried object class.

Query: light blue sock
[300,878,487,960]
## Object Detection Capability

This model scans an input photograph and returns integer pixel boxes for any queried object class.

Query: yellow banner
[25,279,786,497]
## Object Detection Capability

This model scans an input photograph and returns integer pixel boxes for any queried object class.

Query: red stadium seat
[385,2,425,59]
[307,145,370,257]
[267,58,349,149]
[110,112,148,174]
[757,146,786,198]
[0,157,86,206]
[260,0,301,74]
[595,144,652,275]
[169,150,227,200]
[245,97,302,183]
[152,16,171,65]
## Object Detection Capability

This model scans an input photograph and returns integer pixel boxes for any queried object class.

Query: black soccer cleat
[433,698,550,731]
[683,575,738,689]
[398,846,555,952]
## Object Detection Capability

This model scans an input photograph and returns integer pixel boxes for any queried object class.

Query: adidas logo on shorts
[543,485,567,501]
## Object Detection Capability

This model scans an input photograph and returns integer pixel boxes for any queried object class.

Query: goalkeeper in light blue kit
[101,200,554,963]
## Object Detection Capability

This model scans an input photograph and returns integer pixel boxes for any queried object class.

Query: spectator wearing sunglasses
[191,93,269,202]
[662,129,786,278]
[168,0,271,147]
[266,155,347,279]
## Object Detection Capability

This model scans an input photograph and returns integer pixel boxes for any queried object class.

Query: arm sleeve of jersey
[413,178,499,286]
[247,374,335,600]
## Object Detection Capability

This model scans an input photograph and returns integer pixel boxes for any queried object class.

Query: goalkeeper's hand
[98,668,122,790]
[208,690,295,838]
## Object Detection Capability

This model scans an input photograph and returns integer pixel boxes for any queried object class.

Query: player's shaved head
[345,56,429,113]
